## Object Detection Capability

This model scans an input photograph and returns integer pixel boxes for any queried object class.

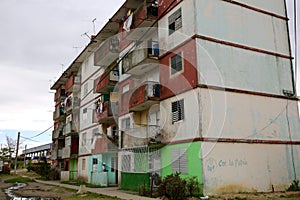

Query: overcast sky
[0,0,298,150]
[0,0,125,150]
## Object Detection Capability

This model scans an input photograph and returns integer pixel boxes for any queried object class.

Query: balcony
[53,106,65,120]
[94,70,119,94]
[52,129,60,140]
[54,88,66,102]
[92,136,118,154]
[122,125,160,148]
[94,36,119,67]
[122,43,159,76]
[94,102,118,124]
[65,75,81,92]
[63,121,77,136]
[123,3,158,40]
[58,149,62,159]
[62,146,70,159]
[129,82,160,112]
[65,96,80,114]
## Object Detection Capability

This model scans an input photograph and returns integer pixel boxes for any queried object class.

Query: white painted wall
[202,143,300,193]
[158,0,195,54]
[195,0,290,55]
[160,89,200,142]
[200,88,300,141]
[235,0,286,16]
[197,38,293,95]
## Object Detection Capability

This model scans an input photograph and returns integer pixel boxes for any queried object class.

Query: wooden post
[14,132,20,175]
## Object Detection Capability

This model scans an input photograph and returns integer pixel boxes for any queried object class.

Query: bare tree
[6,135,16,159]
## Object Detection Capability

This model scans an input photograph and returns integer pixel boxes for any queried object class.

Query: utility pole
[23,144,27,168]
[14,132,20,175]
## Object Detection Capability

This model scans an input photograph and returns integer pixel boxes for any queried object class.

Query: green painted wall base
[121,172,150,191]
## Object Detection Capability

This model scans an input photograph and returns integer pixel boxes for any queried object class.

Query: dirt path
[0,179,13,200]
[13,181,74,199]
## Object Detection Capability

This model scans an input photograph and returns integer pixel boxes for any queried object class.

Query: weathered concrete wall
[158,0,195,54]
[160,89,200,142]
[197,38,293,95]
[195,0,290,55]
[234,0,286,16]
[202,142,300,194]
[200,88,300,141]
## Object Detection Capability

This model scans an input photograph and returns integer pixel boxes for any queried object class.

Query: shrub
[287,180,300,191]
[157,173,203,200]
[158,173,187,200]
[186,176,203,197]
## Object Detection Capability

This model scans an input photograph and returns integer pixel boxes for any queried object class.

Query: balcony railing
[123,2,158,40]
[94,70,119,94]
[53,106,65,120]
[94,102,118,124]
[94,36,119,67]
[122,125,160,148]
[65,96,80,114]
[63,121,77,136]
[65,75,81,92]
[129,82,160,112]
[54,88,66,102]
[92,136,118,154]
[62,146,70,159]
[122,43,159,76]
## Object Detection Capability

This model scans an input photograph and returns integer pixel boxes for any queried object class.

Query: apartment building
[51,0,300,194]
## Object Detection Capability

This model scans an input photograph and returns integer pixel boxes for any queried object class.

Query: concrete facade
[50,0,300,196]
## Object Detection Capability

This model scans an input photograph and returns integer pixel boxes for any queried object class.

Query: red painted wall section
[65,75,74,91]
[158,0,182,16]
[118,78,135,116]
[159,39,198,99]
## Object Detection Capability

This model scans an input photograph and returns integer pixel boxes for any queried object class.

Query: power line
[30,125,54,139]
[20,136,39,143]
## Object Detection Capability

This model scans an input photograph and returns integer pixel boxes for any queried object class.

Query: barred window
[168,8,182,35]
[122,155,131,172]
[122,117,131,130]
[172,99,184,123]
[172,148,187,174]
[170,53,183,75]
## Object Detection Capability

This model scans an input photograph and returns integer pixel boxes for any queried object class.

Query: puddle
[5,183,56,200]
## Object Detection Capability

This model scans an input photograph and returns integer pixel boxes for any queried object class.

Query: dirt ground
[1,170,300,200]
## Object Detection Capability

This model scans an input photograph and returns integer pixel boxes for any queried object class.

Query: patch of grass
[61,180,103,188]
[62,192,121,200]
[4,176,35,183]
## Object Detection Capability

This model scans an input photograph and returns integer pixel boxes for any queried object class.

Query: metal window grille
[172,99,184,123]
[171,148,187,174]
[170,53,183,74]
[168,8,182,35]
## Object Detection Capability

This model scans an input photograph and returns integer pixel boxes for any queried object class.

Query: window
[170,53,183,75]
[93,158,98,172]
[84,83,89,96]
[172,99,184,123]
[82,158,86,170]
[172,148,187,174]
[168,8,182,35]
[122,117,131,130]
[122,155,131,172]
